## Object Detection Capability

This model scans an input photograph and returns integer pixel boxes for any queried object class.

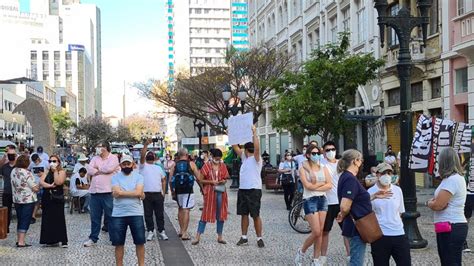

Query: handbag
[49,189,65,203]
[434,222,452,233]
[212,166,226,193]
[352,212,383,243]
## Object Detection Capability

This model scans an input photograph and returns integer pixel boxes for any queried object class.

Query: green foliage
[50,111,76,142]
[113,124,135,143]
[74,116,113,152]
[271,32,385,141]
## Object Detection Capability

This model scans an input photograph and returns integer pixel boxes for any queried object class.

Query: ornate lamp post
[374,0,431,249]
[193,119,205,153]
[222,84,248,189]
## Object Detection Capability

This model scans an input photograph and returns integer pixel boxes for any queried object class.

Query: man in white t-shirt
[232,125,264,248]
[139,139,168,241]
[319,141,350,264]
[70,167,91,213]
[73,153,89,174]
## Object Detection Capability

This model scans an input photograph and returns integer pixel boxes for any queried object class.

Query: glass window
[388,4,399,46]
[429,0,439,35]
[411,82,423,102]
[31,51,37,60]
[430,78,441,98]
[54,51,60,60]
[458,0,465,15]
[65,51,71,60]
[456,67,468,93]
[388,88,400,106]
[42,51,49,60]
[357,4,367,43]
[331,17,337,43]
[343,8,350,31]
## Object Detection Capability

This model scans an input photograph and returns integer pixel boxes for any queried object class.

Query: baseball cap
[376,162,393,173]
[120,154,134,164]
[77,153,88,161]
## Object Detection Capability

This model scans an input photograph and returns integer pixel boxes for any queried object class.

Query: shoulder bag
[213,166,226,193]
[352,211,383,243]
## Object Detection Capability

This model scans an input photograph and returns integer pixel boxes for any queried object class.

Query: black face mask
[7,154,16,161]
[121,167,133,175]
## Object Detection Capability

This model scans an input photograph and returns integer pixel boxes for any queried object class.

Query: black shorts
[465,194,474,219]
[323,204,343,232]
[237,189,262,218]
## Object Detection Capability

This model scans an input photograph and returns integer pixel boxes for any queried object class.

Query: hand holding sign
[228,112,254,145]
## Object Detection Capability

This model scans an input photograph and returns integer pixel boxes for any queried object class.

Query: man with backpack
[169,148,201,240]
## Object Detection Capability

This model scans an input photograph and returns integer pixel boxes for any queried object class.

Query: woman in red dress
[192,149,229,245]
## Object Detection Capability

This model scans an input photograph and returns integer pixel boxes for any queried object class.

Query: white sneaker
[310,258,321,266]
[158,230,169,240]
[146,231,155,241]
[83,239,95,247]
[294,248,304,266]
[319,256,327,266]
[346,256,351,264]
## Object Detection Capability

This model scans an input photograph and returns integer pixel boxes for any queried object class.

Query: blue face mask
[310,154,320,162]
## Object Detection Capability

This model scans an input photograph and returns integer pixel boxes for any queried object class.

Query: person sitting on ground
[69,167,91,213]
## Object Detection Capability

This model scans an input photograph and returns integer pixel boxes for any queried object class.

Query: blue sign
[68,44,85,52]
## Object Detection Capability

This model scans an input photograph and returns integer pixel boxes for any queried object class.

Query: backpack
[172,160,195,195]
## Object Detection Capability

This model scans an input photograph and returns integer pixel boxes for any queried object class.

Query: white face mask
[50,162,58,169]
[379,174,392,186]
[302,149,307,154]
[326,150,336,160]
[96,147,103,156]
[200,155,205,159]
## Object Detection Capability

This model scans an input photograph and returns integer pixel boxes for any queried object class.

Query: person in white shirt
[293,145,308,170]
[33,146,49,163]
[139,139,168,241]
[28,153,49,224]
[70,167,91,213]
[73,153,89,174]
[278,152,296,210]
[368,162,411,265]
[319,141,350,265]
[232,125,265,248]
[428,147,468,266]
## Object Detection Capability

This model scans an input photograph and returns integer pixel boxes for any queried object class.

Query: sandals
[181,236,191,241]
[191,239,200,245]
[16,243,32,248]
[217,239,227,244]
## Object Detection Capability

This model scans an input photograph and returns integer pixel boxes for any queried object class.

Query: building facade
[231,0,250,51]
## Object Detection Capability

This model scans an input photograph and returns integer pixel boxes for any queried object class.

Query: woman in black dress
[40,155,68,247]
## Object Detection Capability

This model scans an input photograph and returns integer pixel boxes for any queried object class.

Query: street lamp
[222,84,248,189]
[374,0,430,249]
[193,118,205,153]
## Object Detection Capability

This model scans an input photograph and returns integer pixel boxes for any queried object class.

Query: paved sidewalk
[164,187,474,266]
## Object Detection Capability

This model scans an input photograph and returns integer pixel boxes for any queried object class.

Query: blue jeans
[82,193,91,211]
[197,192,224,235]
[14,202,35,233]
[110,216,146,246]
[349,235,367,266]
[89,193,113,242]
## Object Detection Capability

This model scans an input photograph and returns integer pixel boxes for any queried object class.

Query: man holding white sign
[232,125,264,248]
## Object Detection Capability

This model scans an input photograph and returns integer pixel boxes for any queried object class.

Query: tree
[113,124,135,143]
[134,46,293,134]
[122,114,161,141]
[50,111,76,143]
[74,116,114,152]
[271,33,385,141]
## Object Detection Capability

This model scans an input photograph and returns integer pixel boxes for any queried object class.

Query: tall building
[231,0,249,51]
[167,0,175,92]
[188,0,231,76]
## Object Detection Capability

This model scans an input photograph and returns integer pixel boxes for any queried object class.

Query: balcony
[451,12,474,58]
[289,15,303,37]
[303,1,320,26]
[277,27,288,46]
[383,39,426,69]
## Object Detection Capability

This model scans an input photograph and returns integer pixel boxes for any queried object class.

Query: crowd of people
[0,130,472,265]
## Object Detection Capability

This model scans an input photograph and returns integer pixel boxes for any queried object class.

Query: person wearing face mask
[320,141,350,265]
[39,155,68,247]
[192,148,229,245]
[278,152,296,210]
[139,139,168,241]
[110,154,146,266]
[83,141,120,247]
[367,162,411,265]
[1,145,18,233]
[164,154,175,195]
[336,149,375,266]
[294,145,332,266]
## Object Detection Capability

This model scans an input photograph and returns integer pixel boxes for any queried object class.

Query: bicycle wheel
[288,200,311,234]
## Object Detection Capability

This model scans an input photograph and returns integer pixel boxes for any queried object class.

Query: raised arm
[232,145,242,157]
[140,139,152,165]
[252,125,260,162]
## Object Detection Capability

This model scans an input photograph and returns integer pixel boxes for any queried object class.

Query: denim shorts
[110,216,146,246]
[303,195,328,215]
[15,202,35,233]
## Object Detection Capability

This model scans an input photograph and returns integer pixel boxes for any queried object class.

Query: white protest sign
[228,112,253,145]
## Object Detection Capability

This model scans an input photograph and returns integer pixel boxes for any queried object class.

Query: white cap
[77,153,88,161]
[120,154,133,164]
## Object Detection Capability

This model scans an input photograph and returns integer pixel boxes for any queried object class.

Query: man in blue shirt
[111,155,145,266]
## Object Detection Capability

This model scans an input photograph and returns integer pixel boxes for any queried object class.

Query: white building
[249,0,383,165]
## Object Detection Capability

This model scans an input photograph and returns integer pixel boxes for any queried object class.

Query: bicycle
[288,179,311,234]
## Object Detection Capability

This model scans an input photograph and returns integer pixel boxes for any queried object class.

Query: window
[54,51,60,60]
[195,8,202,14]
[330,17,337,43]
[43,73,49,82]
[31,51,37,60]
[456,67,468,93]
[42,51,49,60]
[357,4,367,43]
[307,32,313,54]
[411,82,423,102]
[388,4,399,46]
[430,78,441,98]
[429,0,438,35]
[458,0,465,15]
[315,29,320,48]
[65,51,71,60]
[343,8,350,31]
[388,88,400,106]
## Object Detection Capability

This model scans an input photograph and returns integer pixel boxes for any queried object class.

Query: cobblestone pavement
[0,209,164,265]
[165,186,474,266]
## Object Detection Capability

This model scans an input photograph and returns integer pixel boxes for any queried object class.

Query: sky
[20,0,169,118]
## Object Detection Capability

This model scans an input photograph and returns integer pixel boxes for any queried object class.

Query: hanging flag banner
[469,127,474,193]
[409,115,432,172]
[453,122,472,154]
[430,118,455,177]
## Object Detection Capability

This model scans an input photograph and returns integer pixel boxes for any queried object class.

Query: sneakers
[158,230,169,240]
[146,231,155,241]
[319,256,327,266]
[463,241,471,252]
[83,239,96,247]
[236,237,248,246]
[61,243,68,248]
[257,239,265,248]
[294,248,304,266]
[310,259,321,266]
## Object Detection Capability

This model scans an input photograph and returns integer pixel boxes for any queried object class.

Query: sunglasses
[325,148,336,152]
[49,160,58,163]
[311,152,321,156]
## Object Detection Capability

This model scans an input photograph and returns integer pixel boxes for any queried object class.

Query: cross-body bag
[213,166,226,193]
[434,222,452,233]
[351,212,383,243]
